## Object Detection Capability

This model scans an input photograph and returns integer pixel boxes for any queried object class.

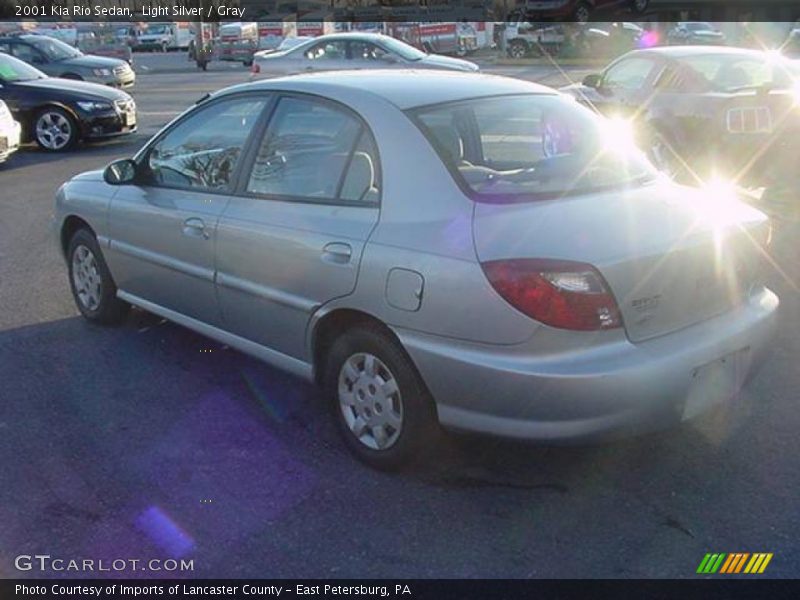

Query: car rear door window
[305,41,347,61]
[349,41,392,62]
[246,96,375,203]
[338,131,381,204]
[145,96,267,192]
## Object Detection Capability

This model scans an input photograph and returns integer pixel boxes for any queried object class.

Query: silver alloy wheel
[71,244,102,311]
[35,111,72,151]
[509,41,526,59]
[338,352,403,451]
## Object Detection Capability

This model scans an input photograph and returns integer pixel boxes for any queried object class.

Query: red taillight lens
[251,62,260,74]
[481,259,623,331]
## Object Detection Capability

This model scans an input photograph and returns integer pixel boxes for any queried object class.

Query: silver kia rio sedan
[54,70,778,469]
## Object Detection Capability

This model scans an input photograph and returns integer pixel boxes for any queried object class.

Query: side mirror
[582,73,602,88]
[104,158,137,185]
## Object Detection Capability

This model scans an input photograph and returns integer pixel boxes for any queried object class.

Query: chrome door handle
[182,217,209,240]
[322,242,352,264]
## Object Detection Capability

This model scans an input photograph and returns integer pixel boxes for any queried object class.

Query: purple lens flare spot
[135,506,195,558]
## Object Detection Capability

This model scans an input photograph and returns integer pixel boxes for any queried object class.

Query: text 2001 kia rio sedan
[54,71,778,469]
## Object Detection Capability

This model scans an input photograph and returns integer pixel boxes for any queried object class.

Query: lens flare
[600,116,638,154]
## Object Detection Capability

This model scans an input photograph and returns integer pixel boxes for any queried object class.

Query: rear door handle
[182,217,209,240]
[322,242,352,264]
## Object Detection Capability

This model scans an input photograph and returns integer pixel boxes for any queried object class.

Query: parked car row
[0,53,136,155]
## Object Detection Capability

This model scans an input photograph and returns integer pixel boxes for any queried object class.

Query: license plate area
[0,137,7,152]
[123,112,136,127]
[682,348,750,421]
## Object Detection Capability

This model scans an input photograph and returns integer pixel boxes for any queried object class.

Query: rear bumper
[398,287,778,442]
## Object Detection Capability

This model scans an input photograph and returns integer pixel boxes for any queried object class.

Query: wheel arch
[60,215,95,258]
[32,102,82,136]
[309,308,407,386]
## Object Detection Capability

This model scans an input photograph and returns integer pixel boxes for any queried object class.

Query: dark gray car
[0,35,135,88]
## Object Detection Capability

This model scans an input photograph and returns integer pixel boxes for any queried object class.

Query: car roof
[629,45,765,59]
[298,32,395,43]
[218,70,556,110]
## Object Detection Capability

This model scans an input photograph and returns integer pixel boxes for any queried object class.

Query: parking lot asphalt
[0,62,798,579]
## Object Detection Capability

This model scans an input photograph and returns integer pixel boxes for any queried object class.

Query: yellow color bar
[744,554,761,573]
[758,553,773,574]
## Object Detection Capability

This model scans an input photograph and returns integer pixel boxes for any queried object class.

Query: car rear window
[409,94,656,203]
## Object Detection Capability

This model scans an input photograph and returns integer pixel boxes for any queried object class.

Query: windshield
[0,53,47,82]
[412,94,656,203]
[677,52,796,91]
[146,25,170,35]
[28,36,82,60]
[377,36,427,61]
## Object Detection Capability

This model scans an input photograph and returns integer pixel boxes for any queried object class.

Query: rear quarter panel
[309,87,539,346]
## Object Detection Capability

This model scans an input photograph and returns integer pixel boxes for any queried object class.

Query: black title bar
[3,579,800,600]
[2,1,800,22]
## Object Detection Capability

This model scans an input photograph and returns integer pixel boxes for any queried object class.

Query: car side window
[339,131,381,204]
[11,43,42,64]
[603,58,656,91]
[350,41,391,62]
[246,96,377,203]
[305,41,347,61]
[144,96,267,192]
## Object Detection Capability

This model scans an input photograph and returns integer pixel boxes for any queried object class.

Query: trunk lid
[472,181,770,343]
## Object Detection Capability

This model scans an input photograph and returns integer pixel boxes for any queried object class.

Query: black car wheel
[67,228,130,324]
[631,0,649,13]
[34,107,78,152]
[323,325,440,470]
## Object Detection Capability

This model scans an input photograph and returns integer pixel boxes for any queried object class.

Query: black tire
[631,0,649,13]
[67,228,129,325]
[508,39,528,59]
[322,325,439,471]
[33,107,78,152]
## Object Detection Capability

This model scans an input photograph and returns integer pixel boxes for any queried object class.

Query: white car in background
[0,99,21,164]
[251,32,479,78]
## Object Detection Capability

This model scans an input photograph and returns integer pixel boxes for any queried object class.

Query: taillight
[251,62,260,74]
[481,259,623,331]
